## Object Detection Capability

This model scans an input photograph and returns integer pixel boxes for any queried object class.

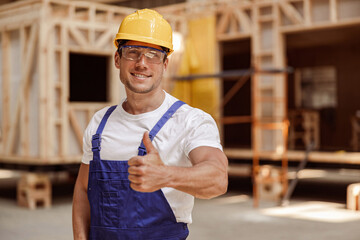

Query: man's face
[115,40,168,94]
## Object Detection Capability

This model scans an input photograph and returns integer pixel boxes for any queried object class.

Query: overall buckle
[91,134,101,152]
[138,146,147,156]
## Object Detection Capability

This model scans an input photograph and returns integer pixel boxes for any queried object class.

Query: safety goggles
[119,45,166,64]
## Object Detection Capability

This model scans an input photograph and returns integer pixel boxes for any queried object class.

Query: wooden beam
[233,8,252,33]
[61,22,70,157]
[217,32,251,41]
[84,0,130,3]
[87,109,94,124]
[69,102,109,110]
[222,75,250,107]
[0,0,40,13]
[0,2,40,19]
[0,1,41,31]
[281,17,360,33]
[68,108,83,148]
[47,19,57,158]
[225,148,360,165]
[278,0,303,25]
[68,25,89,47]
[23,23,39,156]
[221,116,252,125]
[38,4,49,160]
[329,0,338,23]
[67,46,113,55]
[0,154,82,165]
[228,164,252,177]
[95,29,113,48]
[251,4,261,57]
[88,6,96,46]
[229,11,239,34]
[49,0,137,15]
[303,0,312,25]
[217,10,231,35]
[23,25,38,86]
[1,31,10,154]
[20,25,29,156]
[273,3,281,66]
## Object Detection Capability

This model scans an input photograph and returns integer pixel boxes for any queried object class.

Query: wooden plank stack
[17,173,51,209]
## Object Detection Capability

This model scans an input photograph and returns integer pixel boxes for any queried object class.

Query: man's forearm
[127,139,228,199]
[72,182,90,239]
[162,147,228,199]
[167,160,228,199]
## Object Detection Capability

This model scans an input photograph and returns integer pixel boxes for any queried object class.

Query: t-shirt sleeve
[183,109,223,157]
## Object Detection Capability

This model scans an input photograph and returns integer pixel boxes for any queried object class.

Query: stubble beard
[125,81,155,94]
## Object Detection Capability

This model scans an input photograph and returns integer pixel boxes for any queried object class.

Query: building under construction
[0,0,360,208]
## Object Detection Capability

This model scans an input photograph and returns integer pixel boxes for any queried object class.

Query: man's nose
[135,54,147,66]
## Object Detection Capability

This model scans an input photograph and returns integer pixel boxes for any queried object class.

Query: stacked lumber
[17,173,51,209]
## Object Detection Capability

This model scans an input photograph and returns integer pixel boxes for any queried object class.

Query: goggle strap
[120,45,166,55]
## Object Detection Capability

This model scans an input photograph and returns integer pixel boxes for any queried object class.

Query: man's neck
[123,89,165,115]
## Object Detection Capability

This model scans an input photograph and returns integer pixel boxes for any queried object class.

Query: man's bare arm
[72,163,90,240]
[128,132,228,199]
[170,146,228,199]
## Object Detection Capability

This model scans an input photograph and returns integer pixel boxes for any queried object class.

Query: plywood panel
[338,0,360,20]
[312,0,330,23]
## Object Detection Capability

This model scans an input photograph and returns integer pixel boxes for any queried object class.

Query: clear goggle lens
[120,45,166,64]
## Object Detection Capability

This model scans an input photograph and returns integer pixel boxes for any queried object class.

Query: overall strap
[138,100,185,156]
[91,105,117,160]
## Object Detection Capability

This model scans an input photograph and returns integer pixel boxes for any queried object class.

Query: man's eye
[128,49,140,55]
[146,51,160,59]
[145,53,155,59]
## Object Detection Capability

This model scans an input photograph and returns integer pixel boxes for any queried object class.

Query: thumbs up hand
[128,132,168,192]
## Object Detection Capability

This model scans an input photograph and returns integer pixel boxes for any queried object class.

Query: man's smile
[131,72,152,79]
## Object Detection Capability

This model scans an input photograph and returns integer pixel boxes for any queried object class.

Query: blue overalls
[88,101,189,240]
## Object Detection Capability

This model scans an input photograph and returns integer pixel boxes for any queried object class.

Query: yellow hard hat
[114,9,174,56]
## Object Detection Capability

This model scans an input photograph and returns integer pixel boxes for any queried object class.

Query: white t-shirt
[82,92,223,224]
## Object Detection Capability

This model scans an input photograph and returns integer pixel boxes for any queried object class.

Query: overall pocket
[97,179,129,227]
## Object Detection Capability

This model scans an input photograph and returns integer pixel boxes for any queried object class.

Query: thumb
[143,132,157,154]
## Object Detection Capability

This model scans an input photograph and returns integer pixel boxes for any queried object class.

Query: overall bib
[88,101,189,240]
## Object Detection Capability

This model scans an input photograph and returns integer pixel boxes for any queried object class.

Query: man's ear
[163,57,169,71]
[114,51,121,69]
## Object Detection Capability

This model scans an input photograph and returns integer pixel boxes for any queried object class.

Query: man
[72,9,228,240]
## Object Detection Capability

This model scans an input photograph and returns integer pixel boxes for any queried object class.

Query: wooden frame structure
[1,0,360,205]
[0,0,136,164]
[156,0,360,205]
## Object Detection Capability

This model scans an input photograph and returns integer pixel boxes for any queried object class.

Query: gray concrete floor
[0,169,360,240]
